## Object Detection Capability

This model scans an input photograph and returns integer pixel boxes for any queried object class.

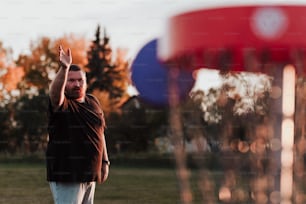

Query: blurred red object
[159,5,306,75]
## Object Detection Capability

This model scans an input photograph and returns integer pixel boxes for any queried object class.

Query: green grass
[96,167,180,204]
[0,154,258,204]
[0,161,184,204]
[0,163,52,204]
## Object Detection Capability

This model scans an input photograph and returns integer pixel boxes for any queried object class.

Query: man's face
[65,70,87,101]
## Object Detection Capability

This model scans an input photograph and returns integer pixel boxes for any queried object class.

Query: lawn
[1,152,302,203]
[0,154,260,204]
[0,158,188,204]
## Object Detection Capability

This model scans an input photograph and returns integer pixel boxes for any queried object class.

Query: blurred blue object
[131,39,194,106]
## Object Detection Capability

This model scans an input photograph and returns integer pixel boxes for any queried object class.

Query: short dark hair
[69,64,82,72]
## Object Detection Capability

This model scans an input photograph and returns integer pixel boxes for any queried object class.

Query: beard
[65,87,86,101]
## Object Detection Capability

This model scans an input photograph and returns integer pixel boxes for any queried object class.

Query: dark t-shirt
[46,94,105,183]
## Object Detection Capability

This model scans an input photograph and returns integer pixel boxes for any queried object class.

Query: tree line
[0,25,176,155]
[0,25,136,154]
[1,24,305,158]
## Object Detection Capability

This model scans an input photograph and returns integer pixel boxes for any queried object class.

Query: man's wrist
[59,61,70,69]
[102,160,110,166]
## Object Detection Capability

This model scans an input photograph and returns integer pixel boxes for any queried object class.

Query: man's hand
[59,45,72,68]
[101,163,109,183]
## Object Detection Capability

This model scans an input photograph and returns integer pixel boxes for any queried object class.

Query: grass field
[0,156,196,204]
[0,154,263,204]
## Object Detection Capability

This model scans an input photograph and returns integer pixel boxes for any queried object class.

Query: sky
[2,0,305,59]
[1,0,305,91]
[0,0,205,59]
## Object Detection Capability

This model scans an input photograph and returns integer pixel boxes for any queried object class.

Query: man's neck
[76,97,85,103]
[65,94,86,103]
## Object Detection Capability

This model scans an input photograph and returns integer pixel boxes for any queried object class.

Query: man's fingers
[59,45,65,59]
[67,48,71,57]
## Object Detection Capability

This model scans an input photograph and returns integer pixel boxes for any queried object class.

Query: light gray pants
[49,182,96,204]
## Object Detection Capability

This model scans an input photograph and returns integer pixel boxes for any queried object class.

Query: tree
[0,105,15,152]
[181,90,206,141]
[105,96,169,153]
[0,42,26,153]
[86,25,130,114]
[0,41,13,69]
[16,37,57,94]
[0,42,24,106]
[13,90,49,153]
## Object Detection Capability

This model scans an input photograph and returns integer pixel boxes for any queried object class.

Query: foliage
[0,35,87,153]
[0,104,15,152]
[199,72,271,124]
[0,41,14,68]
[0,42,24,107]
[86,25,130,114]
[106,97,169,153]
[12,90,49,153]
[16,37,57,93]
[181,90,206,141]
[179,72,272,153]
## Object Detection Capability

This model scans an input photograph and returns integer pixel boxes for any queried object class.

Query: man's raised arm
[49,46,72,110]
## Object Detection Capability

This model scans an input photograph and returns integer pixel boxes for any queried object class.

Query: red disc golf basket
[159,4,306,204]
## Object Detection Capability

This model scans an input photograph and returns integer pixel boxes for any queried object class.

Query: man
[46,45,110,204]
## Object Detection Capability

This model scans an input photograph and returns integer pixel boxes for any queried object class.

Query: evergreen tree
[86,25,129,100]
